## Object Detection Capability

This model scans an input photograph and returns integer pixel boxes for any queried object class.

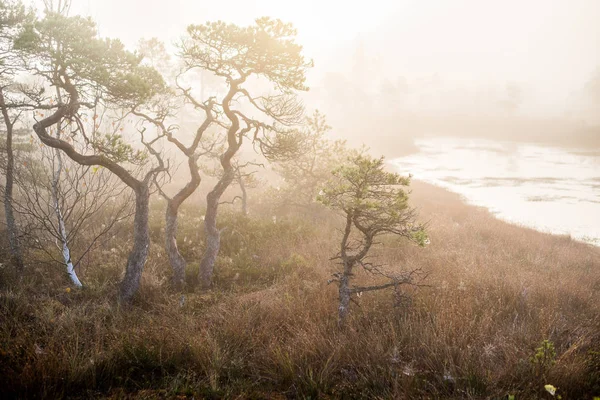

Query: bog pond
[392,137,600,246]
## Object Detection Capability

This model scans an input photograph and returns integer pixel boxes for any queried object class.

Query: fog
[29,0,594,157]
[56,0,599,116]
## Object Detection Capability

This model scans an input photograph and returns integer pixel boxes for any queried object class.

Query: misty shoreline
[413,178,600,248]
[393,137,600,247]
[344,112,600,161]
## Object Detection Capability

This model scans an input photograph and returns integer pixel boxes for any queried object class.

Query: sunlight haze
[33,0,600,117]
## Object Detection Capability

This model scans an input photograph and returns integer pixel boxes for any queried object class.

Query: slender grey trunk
[336,212,378,327]
[338,260,353,327]
[51,144,82,287]
[238,175,248,216]
[166,202,186,288]
[337,213,354,327]
[198,191,221,288]
[199,169,235,288]
[1,90,23,270]
[47,79,81,286]
[162,155,202,289]
[119,185,150,302]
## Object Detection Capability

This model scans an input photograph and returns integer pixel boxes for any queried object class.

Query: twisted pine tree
[180,17,312,288]
[318,153,428,326]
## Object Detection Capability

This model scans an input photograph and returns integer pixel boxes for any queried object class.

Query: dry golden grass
[1,181,599,399]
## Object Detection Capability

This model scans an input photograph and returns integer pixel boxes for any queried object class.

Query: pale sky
[31,0,600,116]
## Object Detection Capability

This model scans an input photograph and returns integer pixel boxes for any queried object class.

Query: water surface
[391,137,600,246]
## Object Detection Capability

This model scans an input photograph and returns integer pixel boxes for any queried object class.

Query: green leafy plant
[531,339,556,378]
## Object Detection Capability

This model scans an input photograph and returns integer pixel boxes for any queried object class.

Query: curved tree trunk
[198,82,241,288]
[198,169,235,288]
[131,106,212,289]
[119,185,150,302]
[1,90,23,270]
[165,155,202,288]
[166,202,186,288]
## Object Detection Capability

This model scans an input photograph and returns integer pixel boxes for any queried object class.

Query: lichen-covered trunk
[338,260,353,327]
[198,166,235,288]
[120,185,150,302]
[198,190,221,288]
[338,278,351,326]
[52,147,82,287]
[166,202,186,288]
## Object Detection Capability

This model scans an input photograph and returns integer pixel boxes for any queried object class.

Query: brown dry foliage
[0,181,599,399]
